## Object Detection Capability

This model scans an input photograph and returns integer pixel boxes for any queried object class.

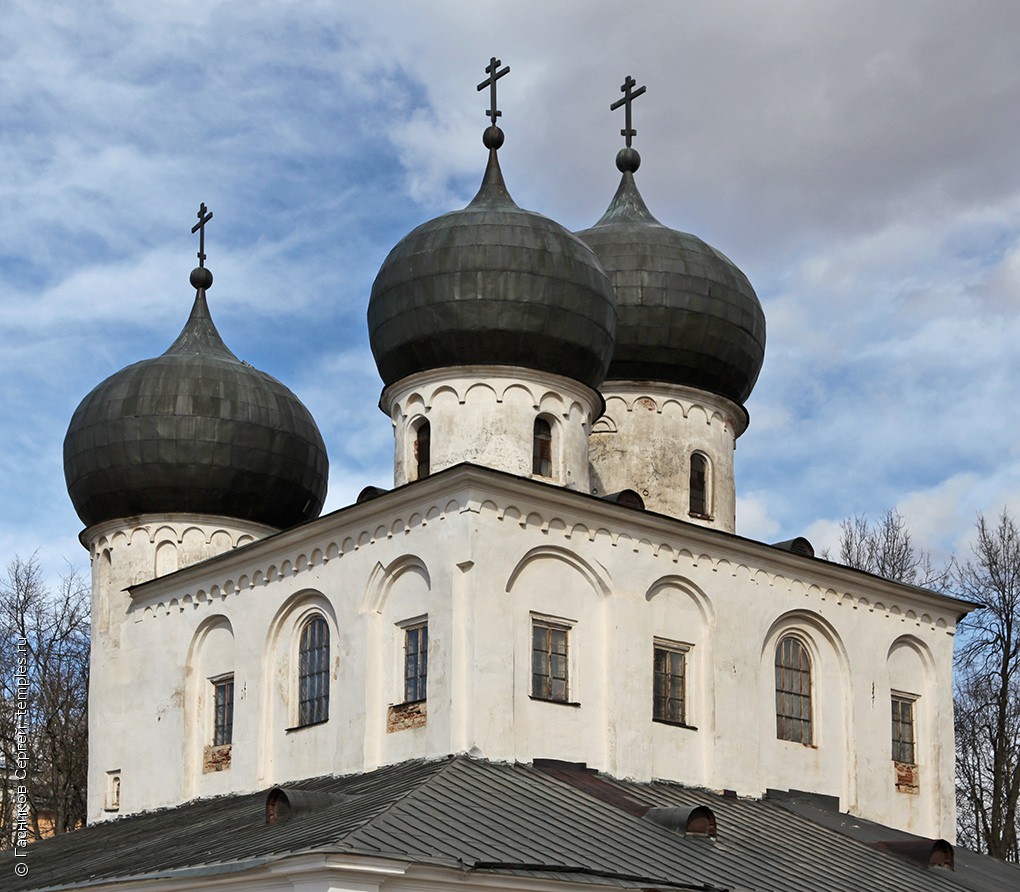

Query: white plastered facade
[588,382,747,531]
[85,464,964,840]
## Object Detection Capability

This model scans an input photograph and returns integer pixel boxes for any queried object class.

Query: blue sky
[4,1,1020,582]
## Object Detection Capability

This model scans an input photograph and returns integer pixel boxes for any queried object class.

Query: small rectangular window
[213,676,234,746]
[404,623,428,703]
[104,770,121,812]
[689,453,708,516]
[532,619,569,702]
[653,642,689,724]
[892,694,916,764]
[533,418,552,477]
[415,422,431,480]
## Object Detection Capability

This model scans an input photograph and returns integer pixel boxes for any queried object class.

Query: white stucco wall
[588,383,747,531]
[86,468,965,839]
[83,514,275,820]
[381,366,602,492]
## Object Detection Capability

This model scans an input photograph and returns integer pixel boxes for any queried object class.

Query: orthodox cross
[191,203,214,268]
[610,75,646,147]
[477,56,510,124]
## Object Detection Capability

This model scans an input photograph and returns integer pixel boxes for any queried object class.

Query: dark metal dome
[576,168,765,405]
[63,290,329,530]
[368,145,617,390]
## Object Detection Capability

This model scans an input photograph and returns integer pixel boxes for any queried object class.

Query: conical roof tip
[467,145,516,209]
[592,170,662,228]
[162,290,239,362]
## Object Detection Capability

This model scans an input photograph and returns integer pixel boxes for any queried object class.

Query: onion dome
[63,265,328,531]
[368,124,617,391]
[576,148,765,406]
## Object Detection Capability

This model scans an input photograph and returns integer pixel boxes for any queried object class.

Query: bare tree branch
[0,555,89,847]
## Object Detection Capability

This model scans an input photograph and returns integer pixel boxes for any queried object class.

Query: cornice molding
[128,464,975,630]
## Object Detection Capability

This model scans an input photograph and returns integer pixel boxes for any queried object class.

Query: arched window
[298,616,329,726]
[689,453,708,516]
[775,636,812,744]
[415,421,430,480]
[532,418,552,477]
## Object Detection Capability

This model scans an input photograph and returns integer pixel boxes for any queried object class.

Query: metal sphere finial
[190,266,213,290]
[483,125,505,150]
[616,147,641,173]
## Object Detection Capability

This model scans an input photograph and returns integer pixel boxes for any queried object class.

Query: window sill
[688,511,715,522]
[777,738,817,748]
[285,718,329,733]
[653,717,698,731]
[530,695,581,707]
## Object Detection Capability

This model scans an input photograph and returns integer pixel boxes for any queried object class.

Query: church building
[7,65,1014,892]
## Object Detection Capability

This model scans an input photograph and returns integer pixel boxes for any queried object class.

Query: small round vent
[644,804,717,838]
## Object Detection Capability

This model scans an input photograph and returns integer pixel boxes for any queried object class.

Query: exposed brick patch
[203,743,232,773]
[387,700,426,733]
[894,761,919,793]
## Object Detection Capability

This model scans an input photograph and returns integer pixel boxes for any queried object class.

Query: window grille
[298,616,329,726]
[653,644,688,724]
[532,620,569,701]
[892,695,916,764]
[213,676,234,746]
[775,636,812,743]
[404,622,428,702]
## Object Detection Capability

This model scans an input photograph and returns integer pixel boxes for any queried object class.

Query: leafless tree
[829,509,947,587]
[953,512,1020,862]
[0,556,89,847]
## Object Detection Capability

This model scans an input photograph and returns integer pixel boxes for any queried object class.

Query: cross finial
[610,75,646,148]
[477,56,510,125]
[191,202,214,268]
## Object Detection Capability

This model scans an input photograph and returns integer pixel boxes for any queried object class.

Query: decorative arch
[184,614,236,792]
[505,545,612,598]
[260,591,338,763]
[759,610,855,805]
[264,590,338,657]
[886,635,937,771]
[645,575,715,627]
[186,614,235,671]
[154,540,178,578]
[537,390,568,417]
[761,610,852,675]
[887,634,937,675]
[646,574,716,733]
[501,381,538,406]
[361,555,431,616]
[463,381,499,404]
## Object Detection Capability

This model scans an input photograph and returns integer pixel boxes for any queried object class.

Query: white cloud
[5,1,1020,578]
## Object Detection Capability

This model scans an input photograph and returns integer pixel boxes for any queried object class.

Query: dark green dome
[63,290,328,530]
[576,169,765,406]
[369,147,617,390]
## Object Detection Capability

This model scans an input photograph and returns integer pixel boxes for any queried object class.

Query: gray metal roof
[576,170,766,406]
[63,289,329,530]
[368,146,618,391]
[5,757,1016,892]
